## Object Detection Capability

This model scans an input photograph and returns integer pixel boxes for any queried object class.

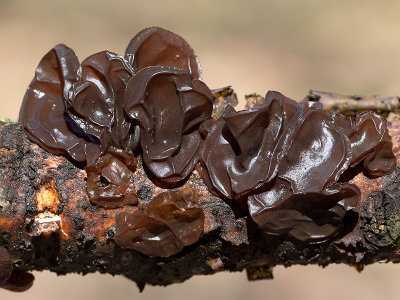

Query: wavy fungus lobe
[124,66,213,185]
[115,187,204,257]
[18,44,101,163]
[65,51,134,150]
[125,26,202,80]
[201,91,396,243]
[19,27,396,248]
[86,147,138,209]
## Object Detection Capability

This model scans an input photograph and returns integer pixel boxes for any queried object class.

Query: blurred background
[1,0,400,299]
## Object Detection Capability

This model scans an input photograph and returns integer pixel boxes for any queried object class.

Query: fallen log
[1,90,400,292]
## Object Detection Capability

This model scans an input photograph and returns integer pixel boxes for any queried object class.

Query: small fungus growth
[116,187,204,257]
[0,246,34,292]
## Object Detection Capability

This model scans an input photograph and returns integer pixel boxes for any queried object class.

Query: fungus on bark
[0,246,34,292]
[125,26,202,80]
[123,66,213,185]
[18,44,100,164]
[17,27,396,260]
[115,187,204,257]
[200,90,396,243]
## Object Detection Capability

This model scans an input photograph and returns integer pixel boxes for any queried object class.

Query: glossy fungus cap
[125,26,202,80]
[124,66,213,185]
[66,51,134,149]
[18,44,101,163]
[201,91,396,243]
[115,187,204,257]
[18,27,397,250]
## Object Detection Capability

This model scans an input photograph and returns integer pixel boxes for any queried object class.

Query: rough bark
[305,90,400,114]
[1,90,400,291]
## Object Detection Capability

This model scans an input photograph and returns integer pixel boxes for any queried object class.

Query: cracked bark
[1,90,400,291]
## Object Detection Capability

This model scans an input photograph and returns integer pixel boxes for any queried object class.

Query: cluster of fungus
[201,91,396,242]
[0,246,34,291]
[19,27,397,257]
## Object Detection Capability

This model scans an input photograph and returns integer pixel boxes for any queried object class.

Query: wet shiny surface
[349,112,397,177]
[201,91,396,242]
[18,27,396,251]
[115,188,204,257]
[0,246,12,287]
[19,27,212,193]
[86,153,138,209]
[4,1,400,297]
[18,44,99,163]
[66,51,134,150]
[124,66,213,184]
[125,27,202,80]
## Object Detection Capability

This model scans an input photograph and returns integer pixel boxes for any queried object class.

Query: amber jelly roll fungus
[123,66,213,185]
[86,149,138,209]
[18,27,396,258]
[115,187,204,257]
[0,246,34,292]
[19,27,210,257]
[200,91,396,243]
[18,44,102,164]
[65,51,135,151]
[125,26,202,80]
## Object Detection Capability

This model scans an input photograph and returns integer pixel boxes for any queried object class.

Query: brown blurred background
[1,0,400,299]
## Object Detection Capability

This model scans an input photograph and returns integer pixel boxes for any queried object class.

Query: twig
[246,91,400,116]
[305,90,400,114]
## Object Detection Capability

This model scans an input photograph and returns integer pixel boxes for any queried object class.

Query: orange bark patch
[36,179,60,213]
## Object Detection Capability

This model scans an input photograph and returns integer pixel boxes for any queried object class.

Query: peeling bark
[1,91,400,291]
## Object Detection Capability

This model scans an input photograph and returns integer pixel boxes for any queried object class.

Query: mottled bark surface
[1,91,400,291]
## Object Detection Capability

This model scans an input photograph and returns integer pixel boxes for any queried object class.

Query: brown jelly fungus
[65,51,134,150]
[19,27,396,251]
[19,27,211,206]
[86,152,138,209]
[0,246,12,287]
[1,271,35,292]
[123,66,213,184]
[125,26,202,80]
[18,44,101,163]
[115,188,204,257]
[201,91,396,243]
[0,246,33,292]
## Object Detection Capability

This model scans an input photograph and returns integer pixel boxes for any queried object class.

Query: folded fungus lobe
[124,66,213,184]
[86,152,138,209]
[0,246,34,292]
[18,27,396,256]
[18,44,101,163]
[125,26,202,80]
[0,246,12,287]
[115,187,204,257]
[201,91,396,242]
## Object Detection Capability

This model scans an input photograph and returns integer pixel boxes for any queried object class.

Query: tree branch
[1,90,400,291]
[305,90,400,114]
